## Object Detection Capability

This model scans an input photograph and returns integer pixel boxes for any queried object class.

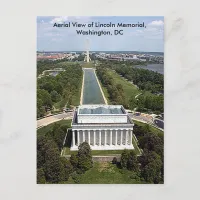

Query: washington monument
[84,38,91,63]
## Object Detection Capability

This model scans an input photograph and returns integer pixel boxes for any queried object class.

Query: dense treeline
[96,67,127,106]
[119,124,164,183]
[134,124,163,183]
[37,64,82,118]
[69,142,93,183]
[99,60,163,94]
[99,60,164,93]
[37,122,163,184]
[37,123,72,183]
[129,92,164,114]
[97,60,164,113]
[115,65,163,94]
[37,59,69,76]
[37,123,93,184]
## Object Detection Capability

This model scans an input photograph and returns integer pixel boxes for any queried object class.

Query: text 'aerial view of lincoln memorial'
[37,16,164,184]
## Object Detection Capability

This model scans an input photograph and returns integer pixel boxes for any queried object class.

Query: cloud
[50,16,69,24]
[148,20,164,26]
[50,16,92,24]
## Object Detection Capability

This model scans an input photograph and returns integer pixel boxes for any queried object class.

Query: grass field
[71,74,83,106]
[56,61,80,67]
[107,69,140,99]
[37,119,72,136]
[97,78,110,104]
[64,162,143,184]
[98,69,141,106]
[53,98,67,110]
[82,62,95,68]
[133,120,164,136]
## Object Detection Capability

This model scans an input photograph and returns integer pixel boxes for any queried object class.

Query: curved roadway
[37,112,73,129]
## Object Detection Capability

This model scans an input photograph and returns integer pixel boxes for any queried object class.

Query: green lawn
[133,120,164,136]
[97,78,110,104]
[82,62,95,68]
[71,80,82,106]
[53,98,67,110]
[37,120,72,136]
[64,162,144,184]
[107,69,140,100]
[56,61,80,67]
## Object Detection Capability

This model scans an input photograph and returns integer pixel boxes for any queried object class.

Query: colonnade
[71,129,133,148]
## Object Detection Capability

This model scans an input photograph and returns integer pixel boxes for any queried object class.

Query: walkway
[37,112,73,129]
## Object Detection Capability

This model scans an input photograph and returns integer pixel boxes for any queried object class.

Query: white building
[70,105,134,151]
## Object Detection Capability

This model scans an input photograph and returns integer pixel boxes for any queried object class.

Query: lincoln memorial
[70,105,134,151]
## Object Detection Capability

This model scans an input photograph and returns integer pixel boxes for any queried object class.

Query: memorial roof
[78,105,125,115]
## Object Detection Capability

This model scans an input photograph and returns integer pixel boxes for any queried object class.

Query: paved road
[37,112,73,128]
[154,119,164,129]
[128,113,153,124]
[128,113,164,131]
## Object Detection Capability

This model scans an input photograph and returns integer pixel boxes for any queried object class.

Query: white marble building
[70,105,134,151]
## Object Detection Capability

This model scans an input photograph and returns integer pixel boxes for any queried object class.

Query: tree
[51,124,66,151]
[44,140,64,183]
[77,142,93,172]
[70,154,78,169]
[37,168,46,184]
[120,149,129,169]
[50,90,61,102]
[37,98,45,118]
[140,151,162,183]
[37,89,52,110]
[60,157,73,181]
[127,150,139,172]
[139,133,163,157]
[129,96,138,110]
[37,135,48,168]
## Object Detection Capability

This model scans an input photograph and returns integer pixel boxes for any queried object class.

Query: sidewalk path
[37,112,73,129]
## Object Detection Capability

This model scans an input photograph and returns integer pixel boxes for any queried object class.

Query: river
[134,64,164,75]
[82,68,105,104]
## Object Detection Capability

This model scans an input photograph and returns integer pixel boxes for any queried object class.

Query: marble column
[94,130,96,146]
[115,130,117,145]
[83,130,85,142]
[99,130,101,146]
[125,129,128,146]
[72,130,75,147]
[77,130,80,146]
[88,130,90,145]
[130,130,133,145]
[110,129,112,145]
[104,130,107,146]
[120,129,123,145]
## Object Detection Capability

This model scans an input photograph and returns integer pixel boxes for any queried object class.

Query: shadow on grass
[64,129,72,148]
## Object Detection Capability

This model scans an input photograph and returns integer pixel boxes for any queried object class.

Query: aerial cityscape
[37,16,164,184]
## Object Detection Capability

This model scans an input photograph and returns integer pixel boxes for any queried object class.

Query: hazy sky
[37,16,164,52]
